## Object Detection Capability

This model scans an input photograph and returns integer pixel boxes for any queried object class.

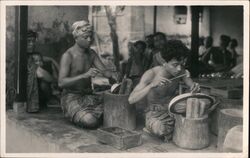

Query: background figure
[151,32,168,67]
[201,34,232,73]
[199,36,213,60]
[198,36,205,58]
[228,38,239,68]
[26,30,60,112]
[122,40,146,88]
[143,34,154,71]
[32,53,59,108]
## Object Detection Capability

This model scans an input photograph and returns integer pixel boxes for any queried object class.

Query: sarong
[61,90,103,128]
[26,56,40,112]
[145,104,175,141]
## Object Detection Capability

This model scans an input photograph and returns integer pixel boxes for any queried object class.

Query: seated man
[58,20,117,128]
[128,40,200,142]
[228,38,239,68]
[143,34,154,71]
[32,53,59,107]
[201,35,232,72]
[122,40,146,88]
[151,32,168,67]
[26,30,60,112]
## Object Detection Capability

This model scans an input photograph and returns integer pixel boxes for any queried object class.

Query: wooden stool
[223,125,243,152]
[217,108,243,151]
[169,93,218,150]
[173,114,210,149]
[103,92,136,130]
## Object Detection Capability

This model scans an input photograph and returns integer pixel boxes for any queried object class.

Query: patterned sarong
[145,104,175,141]
[26,56,40,112]
[61,90,103,128]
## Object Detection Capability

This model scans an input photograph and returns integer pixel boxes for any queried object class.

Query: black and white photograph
[1,1,249,158]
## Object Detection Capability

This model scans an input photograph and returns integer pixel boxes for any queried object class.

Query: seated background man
[58,20,117,129]
[32,53,59,108]
[128,40,200,142]
[122,40,146,88]
[228,38,239,69]
[201,34,233,73]
[151,32,168,67]
[143,34,154,71]
[26,30,60,112]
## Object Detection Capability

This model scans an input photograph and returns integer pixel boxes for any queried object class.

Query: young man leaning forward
[58,20,117,128]
[128,40,200,141]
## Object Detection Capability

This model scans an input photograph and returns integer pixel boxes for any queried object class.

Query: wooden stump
[103,92,136,130]
[223,125,243,152]
[217,109,243,151]
[210,98,242,135]
[173,114,210,150]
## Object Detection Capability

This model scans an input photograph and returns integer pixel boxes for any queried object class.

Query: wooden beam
[14,6,28,102]
[153,6,157,34]
[190,6,201,77]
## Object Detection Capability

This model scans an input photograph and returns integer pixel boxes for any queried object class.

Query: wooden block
[103,92,136,130]
[192,98,200,118]
[223,125,243,152]
[199,100,206,117]
[119,78,127,94]
[13,102,26,114]
[96,127,142,150]
[124,79,133,94]
[211,87,242,99]
[186,98,193,118]
[217,109,243,151]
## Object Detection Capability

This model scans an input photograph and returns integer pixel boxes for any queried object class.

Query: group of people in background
[198,34,240,74]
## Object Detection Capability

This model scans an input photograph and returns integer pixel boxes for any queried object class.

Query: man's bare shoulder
[151,66,162,73]
[61,48,73,60]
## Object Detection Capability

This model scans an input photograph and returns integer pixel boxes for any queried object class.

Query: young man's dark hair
[205,36,213,48]
[160,40,189,62]
[134,40,147,50]
[154,32,166,39]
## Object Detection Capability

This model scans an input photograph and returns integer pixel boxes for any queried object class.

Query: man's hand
[190,82,200,94]
[84,68,100,78]
[150,76,171,88]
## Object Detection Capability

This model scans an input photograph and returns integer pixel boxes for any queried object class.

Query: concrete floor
[6,107,220,153]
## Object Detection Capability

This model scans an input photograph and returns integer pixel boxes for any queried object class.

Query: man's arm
[182,70,200,93]
[36,66,56,83]
[128,69,155,104]
[58,52,99,88]
[92,50,118,80]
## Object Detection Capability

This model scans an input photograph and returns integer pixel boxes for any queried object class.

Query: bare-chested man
[128,40,200,141]
[59,20,117,128]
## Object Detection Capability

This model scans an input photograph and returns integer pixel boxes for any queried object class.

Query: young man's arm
[182,70,200,93]
[36,66,56,83]
[58,52,99,88]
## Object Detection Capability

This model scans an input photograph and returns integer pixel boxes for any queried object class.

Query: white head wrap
[72,20,92,38]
